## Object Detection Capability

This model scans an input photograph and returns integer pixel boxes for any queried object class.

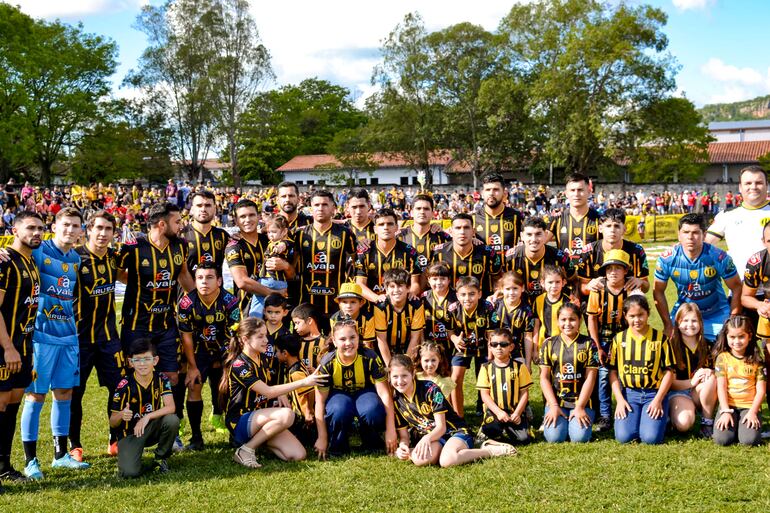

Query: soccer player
[356,208,423,303]
[431,213,502,298]
[177,262,240,450]
[276,181,312,230]
[474,172,523,292]
[397,194,451,279]
[422,262,458,355]
[226,199,290,315]
[70,211,124,461]
[653,213,742,340]
[0,212,42,488]
[21,208,89,479]
[547,173,601,261]
[706,165,770,279]
[507,216,574,303]
[346,188,376,242]
[579,208,649,296]
[293,191,357,316]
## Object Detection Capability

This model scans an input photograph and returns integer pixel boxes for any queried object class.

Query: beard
[281,202,297,214]
[485,197,502,209]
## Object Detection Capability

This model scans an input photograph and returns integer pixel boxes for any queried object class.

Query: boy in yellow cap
[586,248,632,432]
[331,282,376,348]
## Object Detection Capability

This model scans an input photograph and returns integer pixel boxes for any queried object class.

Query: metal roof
[709,120,770,130]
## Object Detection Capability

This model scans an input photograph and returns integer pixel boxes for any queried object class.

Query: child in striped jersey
[415,342,456,409]
[533,265,572,354]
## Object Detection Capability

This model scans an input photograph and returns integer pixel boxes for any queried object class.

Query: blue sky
[10,0,770,108]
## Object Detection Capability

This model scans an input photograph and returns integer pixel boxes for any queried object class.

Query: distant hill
[699,95,770,122]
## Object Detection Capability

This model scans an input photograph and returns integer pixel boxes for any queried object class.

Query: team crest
[159,258,168,267]
[476,318,485,327]
[331,238,342,249]
[472,263,483,274]
[173,254,183,265]
[586,225,598,235]
[704,267,716,278]
[417,245,425,253]
[206,315,215,323]
[44,258,51,265]
[436,311,444,320]
[503,221,514,232]
[530,270,539,279]
[383,263,391,271]
[214,240,223,250]
[490,224,499,233]
[317,241,325,250]
[202,242,210,251]
[110,259,117,269]
[61,263,69,272]
[215,312,225,321]
[458,265,467,274]
[476,226,483,231]
[689,270,699,280]
[573,228,581,236]
[577,351,588,363]
[97,264,106,274]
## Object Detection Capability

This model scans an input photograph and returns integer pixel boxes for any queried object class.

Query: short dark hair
[55,207,83,223]
[740,165,767,184]
[348,188,370,203]
[264,293,288,310]
[14,211,44,226]
[542,264,566,280]
[374,208,398,224]
[456,276,480,291]
[523,216,547,231]
[481,172,506,188]
[600,208,626,225]
[190,189,216,203]
[233,199,258,216]
[147,202,180,227]
[86,210,116,230]
[451,213,473,226]
[565,172,590,186]
[383,268,410,286]
[275,333,302,357]
[412,194,434,209]
[128,338,156,357]
[195,261,221,278]
[310,190,335,205]
[277,182,299,195]
[291,303,321,323]
[678,213,705,231]
[426,261,452,278]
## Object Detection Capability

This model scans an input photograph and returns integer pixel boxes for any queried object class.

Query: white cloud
[672,0,714,11]
[696,58,770,104]
[12,0,146,19]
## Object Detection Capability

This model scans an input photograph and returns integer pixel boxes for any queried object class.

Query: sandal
[481,440,518,457]
[233,446,262,468]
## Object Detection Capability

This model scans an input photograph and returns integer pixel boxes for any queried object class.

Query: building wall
[712,128,770,143]
[281,165,452,186]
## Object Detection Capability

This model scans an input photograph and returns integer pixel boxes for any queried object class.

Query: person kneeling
[390,355,516,467]
[109,339,179,478]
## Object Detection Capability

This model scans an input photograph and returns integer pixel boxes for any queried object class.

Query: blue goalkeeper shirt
[32,239,81,346]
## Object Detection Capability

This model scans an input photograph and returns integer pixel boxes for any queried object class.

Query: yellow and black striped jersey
[0,248,40,348]
[507,245,574,302]
[346,220,376,243]
[450,300,499,358]
[284,211,313,231]
[118,237,187,332]
[474,206,523,272]
[109,371,172,440]
[177,288,240,354]
[265,322,291,385]
[674,341,710,381]
[422,289,457,353]
[610,327,675,389]
[476,359,532,413]
[586,285,628,344]
[578,239,649,281]
[539,333,598,409]
[300,335,325,371]
[744,249,770,337]
[393,379,467,437]
[491,300,534,361]
[294,223,357,315]
[548,208,601,258]
[431,243,503,297]
[224,352,271,432]
[533,293,572,342]
[224,235,264,314]
[76,246,119,344]
[316,348,387,394]
[355,239,423,295]
[283,360,313,419]
[374,298,425,355]
[330,310,376,348]
[180,223,230,274]
[397,225,451,270]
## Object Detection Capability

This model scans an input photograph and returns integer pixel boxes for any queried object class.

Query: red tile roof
[277,152,452,172]
[708,141,770,163]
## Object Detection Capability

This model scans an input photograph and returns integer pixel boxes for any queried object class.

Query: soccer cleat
[51,453,91,470]
[210,413,228,435]
[233,445,261,469]
[69,447,83,462]
[172,436,184,452]
[107,441,119,457]
[23,458,44,480]
[699,423,714,440]
[155,459,170,474]
[594,416,612,432]
[184,438,205,451]
[0,467,29,484]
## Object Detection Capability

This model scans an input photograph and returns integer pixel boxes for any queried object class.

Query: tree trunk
[230,141,241,187]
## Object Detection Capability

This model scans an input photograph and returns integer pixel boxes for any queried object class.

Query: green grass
[4,241,770,512]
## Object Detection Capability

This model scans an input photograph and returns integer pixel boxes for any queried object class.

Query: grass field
[4,242,770,512]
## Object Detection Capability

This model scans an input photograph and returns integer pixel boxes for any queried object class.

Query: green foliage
[237,78,366,183]
[699,94,770,123]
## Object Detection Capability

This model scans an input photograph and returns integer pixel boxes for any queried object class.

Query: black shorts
[79,339,126,389]
[0,334,34,392]
[480,411,531,445]
[121,325,180,373]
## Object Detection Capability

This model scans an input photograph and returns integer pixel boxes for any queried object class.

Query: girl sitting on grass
[713,315,765,446]
[415,341,456,406]
[668,303,717,439]
[389,354,516,467]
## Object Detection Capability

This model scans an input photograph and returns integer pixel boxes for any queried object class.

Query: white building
[709,120,770,143]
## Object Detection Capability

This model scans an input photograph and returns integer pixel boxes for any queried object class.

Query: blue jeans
[614,388,669,445]
[249,278,288,318]
[598,367,612,418]
[543,406,594,443]
[325,388,385,454]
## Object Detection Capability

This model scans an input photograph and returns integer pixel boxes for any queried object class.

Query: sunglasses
[489,342,511,348]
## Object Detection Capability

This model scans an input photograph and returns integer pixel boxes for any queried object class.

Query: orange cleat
[107,441,119,457]
[69,447,84,462]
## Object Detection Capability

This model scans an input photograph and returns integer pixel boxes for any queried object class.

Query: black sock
[69,386,85,449]
[0,404,20,472]
[0,410,7,473]
[208,367,223,415]
[23,441,37,464]
[172,377,186,422]
[186,400,204,441]
[53,435,68,460]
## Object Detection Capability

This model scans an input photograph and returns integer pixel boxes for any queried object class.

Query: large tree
[237,78,366,183]
[499,0,679,176]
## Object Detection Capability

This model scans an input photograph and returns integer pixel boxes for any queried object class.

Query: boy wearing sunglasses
[476,329,532,445]
[109,339,179,478]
